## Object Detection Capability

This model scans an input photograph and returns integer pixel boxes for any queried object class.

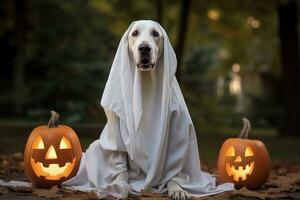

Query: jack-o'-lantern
[217,118,271,189]
[24,111,82,188]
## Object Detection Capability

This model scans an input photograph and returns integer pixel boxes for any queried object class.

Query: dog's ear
[156,29,164,65]
[126,22,137,61]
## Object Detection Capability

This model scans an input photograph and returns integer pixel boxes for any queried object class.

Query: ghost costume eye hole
[152,30,159,37]
[132,30,139,37]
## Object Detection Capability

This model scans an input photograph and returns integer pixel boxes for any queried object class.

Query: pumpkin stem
[238,117,251,139]
[47,110,59,128]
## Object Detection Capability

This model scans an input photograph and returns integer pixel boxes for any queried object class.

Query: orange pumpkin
[217,118,271,189]
[24,111,82,188]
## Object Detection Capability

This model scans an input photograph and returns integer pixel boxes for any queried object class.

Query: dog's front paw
[167,181,187,200]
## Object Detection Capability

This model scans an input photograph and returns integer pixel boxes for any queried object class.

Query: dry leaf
[0,186,9,194]
[189,191,232,200]
[87,191,101,200]
[269,192,292,199]
[289,192,300,199]
[277,167,288,175]
[34,186,62,198]
[138,189,168,200]
[8,186,32,193]
[140,189,163,197]
[12,152,23,161]
[59,197,84,200]
[233,187,268,200]
[141,198,169,200]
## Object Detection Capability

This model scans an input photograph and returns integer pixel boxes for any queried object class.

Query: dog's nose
[138,44,151,54]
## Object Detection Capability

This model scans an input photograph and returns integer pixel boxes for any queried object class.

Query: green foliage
[180,0,280,129]
[182,44,236,130]
[0,0,281,129]
[25,0,118,122]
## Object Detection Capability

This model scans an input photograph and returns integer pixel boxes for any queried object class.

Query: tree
[156,0,163,24]
[0,0,29,116]
[12,0,28,116]
[278,0,300,135]
[175,0,191,82]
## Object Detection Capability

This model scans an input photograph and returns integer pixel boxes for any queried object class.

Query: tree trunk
[278,0,300,135]
[175,0,190,82]
[0,0,17,116]
[12,0,28,116]
[156,0,163,24]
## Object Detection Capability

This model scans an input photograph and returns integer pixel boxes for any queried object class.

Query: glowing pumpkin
[217,118,271,189]
[24,111,82,188]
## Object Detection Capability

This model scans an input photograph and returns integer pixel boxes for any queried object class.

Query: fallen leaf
[140,189,163,198]
[277,167,288,175]
[190,191,232,200]
[263,181,278,189]
[87,191,101,200]
[128,193,140,200]
[289,192,300,199]
[0,186,8,194]
[12,152,23,161]
[137,190,169,200]
[233,187,268,200]
[59,196,84,200]
[34,186,62,198]
[268,192,292,199]
[8,186,32,193]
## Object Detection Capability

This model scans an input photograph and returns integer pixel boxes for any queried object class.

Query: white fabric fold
[63,20,234,198]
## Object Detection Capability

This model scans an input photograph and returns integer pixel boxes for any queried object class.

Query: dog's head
[128,21,163,71]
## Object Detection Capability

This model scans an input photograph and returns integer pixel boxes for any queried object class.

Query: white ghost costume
[63,20,234,198]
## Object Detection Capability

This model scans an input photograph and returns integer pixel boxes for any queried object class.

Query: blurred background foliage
[0,0,299,143]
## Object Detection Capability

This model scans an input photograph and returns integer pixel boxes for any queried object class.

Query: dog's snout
[138,43,151,54]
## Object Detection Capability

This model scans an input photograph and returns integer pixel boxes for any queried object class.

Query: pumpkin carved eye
[245,147,254,157]
[33,136,45,149]
[60,137,71,149]
[226,146,235,156]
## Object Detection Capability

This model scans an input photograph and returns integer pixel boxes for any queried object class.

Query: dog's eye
[152,30,159,37]
[132,30,139,37]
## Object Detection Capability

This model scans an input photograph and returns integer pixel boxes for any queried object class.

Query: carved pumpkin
[217,118,271,189]
[24,111,82,188]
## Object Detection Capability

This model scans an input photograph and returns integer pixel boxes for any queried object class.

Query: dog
[127,20,187,200]
[64,20,233,199]
[62,20,233,200]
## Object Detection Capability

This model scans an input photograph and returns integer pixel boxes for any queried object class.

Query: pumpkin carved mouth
[30,158,76,180]
[226,162,254,181]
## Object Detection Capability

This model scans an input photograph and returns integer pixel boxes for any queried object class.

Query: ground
[0,153,299,199]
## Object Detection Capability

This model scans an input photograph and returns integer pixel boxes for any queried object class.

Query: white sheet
[63,20,234,198]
